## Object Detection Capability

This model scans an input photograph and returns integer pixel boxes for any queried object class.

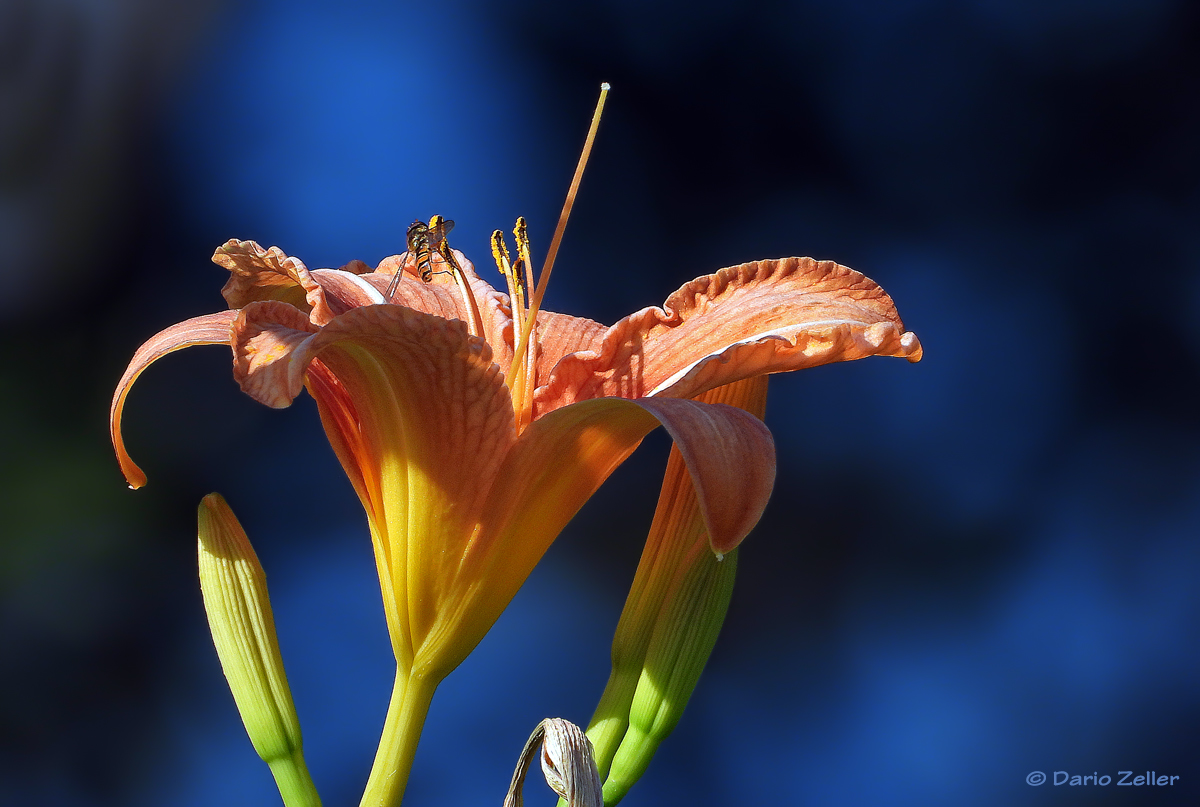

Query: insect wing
[402,217,456,285]
[428,218,454,243]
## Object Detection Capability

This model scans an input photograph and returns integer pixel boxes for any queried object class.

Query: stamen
[437,243,485,341]
[509,82,610,408]
[492,228,529,402]
[491,229,518,310]
[505,218,539,430]
[513,217,532,311]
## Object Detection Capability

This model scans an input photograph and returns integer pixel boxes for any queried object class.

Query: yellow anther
[514,217,530,254]
[514,216,533,306]
[492,228,523,316]
[492,229,513,277]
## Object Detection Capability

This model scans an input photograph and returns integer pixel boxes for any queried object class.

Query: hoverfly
[385,216,456,299]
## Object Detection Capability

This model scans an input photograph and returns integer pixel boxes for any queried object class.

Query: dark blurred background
[2,0,1198,805]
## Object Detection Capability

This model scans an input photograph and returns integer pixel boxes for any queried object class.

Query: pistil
[503,82,611,431]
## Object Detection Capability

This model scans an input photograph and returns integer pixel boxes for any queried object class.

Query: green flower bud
[602,547,736,804]
[197,493,321,807]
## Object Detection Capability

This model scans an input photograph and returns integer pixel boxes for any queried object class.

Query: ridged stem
[269,751,323,807]
[358,670,438,807]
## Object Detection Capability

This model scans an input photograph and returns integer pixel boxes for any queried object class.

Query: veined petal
[306,268,391,314]
[631,397,775,555]
[217,239,386,326]
[233,302,518,668]
[532,310,608,383]
[218,242,518,362]
[109,311,238,489]
[304,358,410,667]
[231,300,515,525]
[412,396,774,680]
[302,305,515,538]
[366,250,516,362]
[535,257,923,410]
[366,253,473,321]
[231,301,321,408]
[216,240,324,313]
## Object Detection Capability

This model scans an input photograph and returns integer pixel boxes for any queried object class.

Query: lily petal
[216,242,520,368]
[109,311,238,489]
[230,300,514,524]
[230,301,321,408]
[231,300,516,669]
[365,253,475,322]
[216,239,396,326]
[216,239,325,314]
[533,310,608,382]
[630,398,775,555]
[366,250,517,362]
[535,257,923,411]
[413,395,774,679]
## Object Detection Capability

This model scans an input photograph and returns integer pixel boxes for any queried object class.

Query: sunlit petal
[230,301,321,408]
[364,250,515,362]
[411,395,774,680]
[532,310,607,385]
[215,239,326,315]
[231,301,517,668]
[109,311,237,489]
[536,257,923,410]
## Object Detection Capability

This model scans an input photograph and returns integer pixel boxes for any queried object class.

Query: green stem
[583,666,641,779]
[268,750,322,807]
[358,669,438,807]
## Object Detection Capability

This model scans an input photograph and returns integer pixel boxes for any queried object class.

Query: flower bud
[602,548,737,804]
[197,493,320,807]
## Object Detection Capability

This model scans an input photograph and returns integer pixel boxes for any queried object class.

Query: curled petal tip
[902,331,923,362]
[631,398,776,556]
[119,454,148,490]
[110,312,236,492]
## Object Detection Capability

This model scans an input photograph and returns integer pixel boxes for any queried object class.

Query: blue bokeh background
[2,1,1198,805]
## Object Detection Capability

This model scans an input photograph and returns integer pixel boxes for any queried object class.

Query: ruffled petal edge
[535,257,922,410]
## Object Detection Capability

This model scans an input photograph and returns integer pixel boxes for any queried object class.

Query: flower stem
[268,750,323,807]
[358,670,438,807]
[581,666,642,781]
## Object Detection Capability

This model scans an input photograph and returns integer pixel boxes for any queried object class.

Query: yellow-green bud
[197,493,321,807]
[602,548,736,804]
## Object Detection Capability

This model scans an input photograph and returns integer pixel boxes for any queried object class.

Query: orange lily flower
[109,237,921,805]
